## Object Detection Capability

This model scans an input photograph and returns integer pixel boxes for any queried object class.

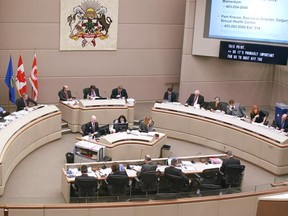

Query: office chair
[224,164,245,188]
[83,87,90,99]
[165,173,188,193]
[107,174,131,200]
[139,171,160,196]
[73,177,98,203]
[81,124,86,136]
[261,110,270,125]
[197,168,221,185]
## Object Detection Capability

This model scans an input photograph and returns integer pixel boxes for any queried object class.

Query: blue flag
[5,56,16,104]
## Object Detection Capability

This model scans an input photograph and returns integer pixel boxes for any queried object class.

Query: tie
[92,123,95,132]
[64,91,68,99]
[193,96,198,105]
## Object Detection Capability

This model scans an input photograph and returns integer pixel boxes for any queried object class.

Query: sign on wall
[60,0,119,51]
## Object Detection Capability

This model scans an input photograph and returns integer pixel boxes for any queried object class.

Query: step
[61,121,68,129]
[61,128,72,135]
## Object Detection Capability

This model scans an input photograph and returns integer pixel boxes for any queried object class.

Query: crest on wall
[60,0,119,50]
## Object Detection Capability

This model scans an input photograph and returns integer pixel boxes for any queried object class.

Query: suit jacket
[140,162,157,173]
[111,88,128,99]
[163,91,177,102]
[207,101,225,112]
[58,89,72,101]
[275,119,288,132]
[139,120,154,132]
[220,157,241,174]
[84,121,99,135]
[164,166,189,181]
[84,88,100,99]
[186,94,205,107]
[16,97,38,111]
[226,103,246,117]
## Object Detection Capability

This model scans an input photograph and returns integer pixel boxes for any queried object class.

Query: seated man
[111,85,128,99]
[163,87,177,102]
[84,85,100,99]
[185,89,205,108]
[58,85,73,101]
[15,93,38,111]
[226,99,246,118]
[219,150,241,175]
[0,106,10,117]
[138,155,157,176]
[74,165,98,198]
[207,96,226,113]
[274,113,288,132]
[83,115,99,136]
[164,158,189,183]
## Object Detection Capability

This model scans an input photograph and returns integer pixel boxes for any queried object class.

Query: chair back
[139,171,160,193]
[225,164,245,187]
[165,173,187,193]
[81,124,86,136]
[83,88,90,99]
[76,177,98,197]
[199,168,221,185]
[107,174,129,196]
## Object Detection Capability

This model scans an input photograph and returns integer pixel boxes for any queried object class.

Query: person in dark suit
[0,106,10,117]
[163,87,177,102]
[138,155,157,175]
[84,85,100,99]
[74,165,98,197]
[16,93,38,111]
[226,99,246,118]
[275,113,288,132]
[219,150,241,175]
[164,158,189,183]
[58,85,73,101]
[83,115,99,136]
[185,90,205,108]
[111,85,128,99]
[207,96,226,113]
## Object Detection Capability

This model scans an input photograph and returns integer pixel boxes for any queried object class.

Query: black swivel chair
[197,168,221,185]
[261,110,270,125]
[83,88,90,99]
[107,174,131,200]
[139,171,160,196]
[73,178,98,203]
[224,164,245,188]
[165,174,188,193]
[81,124,86,136]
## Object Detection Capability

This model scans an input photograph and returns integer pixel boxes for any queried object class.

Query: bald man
[275,113,288,132]
[58,85,73,101]
[83,115,99,136]
[185,90,205,107]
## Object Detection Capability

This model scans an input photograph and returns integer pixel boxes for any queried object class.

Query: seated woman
[111,115,128,133]
[139,116,154,132]
[207,96,225,113]
[250,105,267,124]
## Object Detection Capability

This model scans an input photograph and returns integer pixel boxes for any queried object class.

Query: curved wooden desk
[151,102,288,175]
[0,105,62,195]
[77,131,167,160]
[58,99,135,132]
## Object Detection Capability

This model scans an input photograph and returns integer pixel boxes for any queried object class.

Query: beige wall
[179,0,288,110]
[0,0,186,106]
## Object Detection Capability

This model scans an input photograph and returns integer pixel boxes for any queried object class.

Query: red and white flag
[15,54,27,96]
[29,53,39,101]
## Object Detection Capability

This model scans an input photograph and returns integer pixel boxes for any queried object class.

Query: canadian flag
[29,53,39,101]
[15,54,27,96]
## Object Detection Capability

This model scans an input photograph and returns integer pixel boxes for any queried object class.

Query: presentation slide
[207,0,288,44]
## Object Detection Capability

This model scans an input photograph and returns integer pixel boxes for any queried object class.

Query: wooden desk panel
[0,105,62,195]
[151,103,288,175]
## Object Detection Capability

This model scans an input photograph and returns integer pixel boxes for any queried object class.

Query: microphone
[75,91,80,99]
[104,91,109,99]
[138,149,143,165]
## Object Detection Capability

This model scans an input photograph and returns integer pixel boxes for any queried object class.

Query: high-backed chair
[83,87,90,99]
[73,177,98,203]
[261,110,270,125]
[224,164,245,188]
[165,173,188,193]
[139,171,160,196]
[107,174,130,199]
[197,168,221,185]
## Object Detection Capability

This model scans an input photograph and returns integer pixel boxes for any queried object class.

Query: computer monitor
[98,124,110,136]
[114,123,128,132]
